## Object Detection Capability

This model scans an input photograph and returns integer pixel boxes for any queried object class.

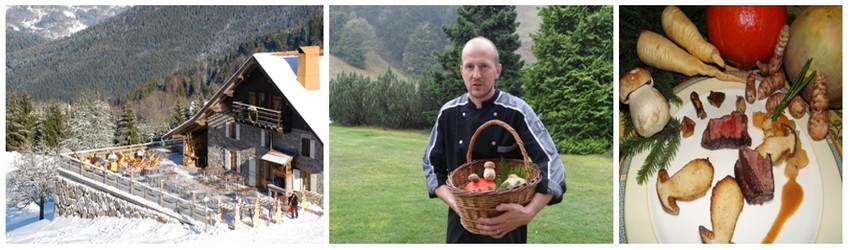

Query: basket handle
[466,119,530,169]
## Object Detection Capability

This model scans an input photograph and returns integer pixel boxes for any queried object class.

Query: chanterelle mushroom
[620,67,670,137]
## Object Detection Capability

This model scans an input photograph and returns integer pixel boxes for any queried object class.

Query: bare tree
[6,150,58,220]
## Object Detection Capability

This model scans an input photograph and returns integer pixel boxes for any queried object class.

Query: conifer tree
[6,93,37,151]
[61,94,116,152]
[429,6,524,107]
[38,102,69,149]
[170,101,187,129]
[115,105,143,146]
[523,6,613,154]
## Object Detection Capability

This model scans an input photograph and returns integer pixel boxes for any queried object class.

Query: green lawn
[329,125,613,243]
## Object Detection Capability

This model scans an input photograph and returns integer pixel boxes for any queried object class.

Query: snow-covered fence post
[253,193,260,228]
[204,196,210,232]
[275,199,282,224]
[130,171,135,195]
[216,198,222,225]
[234,198,242,230]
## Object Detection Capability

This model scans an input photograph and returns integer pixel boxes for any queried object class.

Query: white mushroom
[620,68,670,137]
[483,161,496,181]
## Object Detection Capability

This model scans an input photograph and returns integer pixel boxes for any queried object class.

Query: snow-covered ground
[5,203,326,244]
[4,152,327,244]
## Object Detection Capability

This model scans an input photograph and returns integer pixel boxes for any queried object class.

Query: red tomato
[706,6,787,70]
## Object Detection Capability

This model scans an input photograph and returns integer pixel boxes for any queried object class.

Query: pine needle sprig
[620,116,682,184]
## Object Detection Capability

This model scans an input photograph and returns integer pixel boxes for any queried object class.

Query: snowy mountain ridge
[6,5,131,39]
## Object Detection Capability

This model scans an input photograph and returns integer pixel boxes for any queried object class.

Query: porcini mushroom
[620,67,670,137]
[483,161,496,181]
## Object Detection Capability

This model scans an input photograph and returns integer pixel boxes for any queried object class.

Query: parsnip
[662,6,726,68]
[637,31,745,83]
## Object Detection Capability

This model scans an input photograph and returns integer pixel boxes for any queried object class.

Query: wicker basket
[446,119,541,235]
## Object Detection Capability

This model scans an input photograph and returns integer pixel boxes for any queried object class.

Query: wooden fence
[57,140,282,229]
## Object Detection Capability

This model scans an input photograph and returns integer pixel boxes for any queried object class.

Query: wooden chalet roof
[163,47,328,145]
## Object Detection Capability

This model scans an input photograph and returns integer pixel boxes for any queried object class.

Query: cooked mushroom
[656,158,715,215]
[620,67,670,137]
[756,124,798,165]
[690,91,707,119]
[735,96,746,113]
[681,116,695,138]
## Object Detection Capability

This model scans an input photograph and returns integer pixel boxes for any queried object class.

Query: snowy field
[5,203,326,244]
[4,152,327,244]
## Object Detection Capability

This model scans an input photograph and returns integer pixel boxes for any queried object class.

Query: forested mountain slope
[7,5,323,102]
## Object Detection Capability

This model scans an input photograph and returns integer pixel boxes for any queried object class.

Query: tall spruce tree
[6,93,22,151]
[170,101,187,129]
[402,22,442,78]
[115,105,143,146]
[38,102,69,150]
[429,6,524,107]
[522,6,613,154]
[6,93,37,151]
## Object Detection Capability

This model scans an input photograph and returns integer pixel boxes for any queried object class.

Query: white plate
[623,77,842,243]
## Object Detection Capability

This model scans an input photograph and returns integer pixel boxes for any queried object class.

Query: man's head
[460,36,502,108]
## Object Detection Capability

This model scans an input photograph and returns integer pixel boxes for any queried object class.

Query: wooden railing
[232,101,283,131]
[57,140,285,229]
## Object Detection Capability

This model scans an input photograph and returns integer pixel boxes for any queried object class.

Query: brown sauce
[762,177,804,243]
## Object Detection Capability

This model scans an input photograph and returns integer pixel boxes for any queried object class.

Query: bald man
[422,36,567,243]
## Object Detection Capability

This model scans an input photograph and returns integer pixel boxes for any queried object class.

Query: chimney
[296,46,322,90]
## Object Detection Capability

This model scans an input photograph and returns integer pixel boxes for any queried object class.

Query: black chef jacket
[422,89,567,243]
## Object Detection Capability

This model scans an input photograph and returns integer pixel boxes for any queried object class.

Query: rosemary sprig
[770,58,816,120]
[620,116,682,184]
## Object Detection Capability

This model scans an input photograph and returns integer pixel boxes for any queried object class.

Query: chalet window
[248,92,258,106]
[260,129,270,147]
[259,92,267,108]
[227,122,240,140]
[301,138,315,159]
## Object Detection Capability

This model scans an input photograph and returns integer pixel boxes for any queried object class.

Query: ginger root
[808,72,829,141]
[757,25,790,76]
[758,69,787,100]
[745,71,757,104]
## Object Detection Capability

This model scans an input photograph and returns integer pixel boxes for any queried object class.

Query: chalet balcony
[232,101,284,131]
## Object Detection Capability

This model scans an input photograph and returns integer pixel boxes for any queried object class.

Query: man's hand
[475,193,554,238]
[435,185,459,214]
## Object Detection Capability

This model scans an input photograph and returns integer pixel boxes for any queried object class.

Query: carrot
[662,6,726,68]
[637,31,745,83]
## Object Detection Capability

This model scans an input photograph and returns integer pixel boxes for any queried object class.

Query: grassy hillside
[329,125,613,243]
[329,51,407,80]
[330,6,540,80]
[516,5,541,65]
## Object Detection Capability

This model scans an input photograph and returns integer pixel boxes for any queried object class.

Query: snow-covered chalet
[164,46,327,198]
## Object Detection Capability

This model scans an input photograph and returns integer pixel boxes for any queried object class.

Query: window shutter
[224,149,230,170]
[236,124,241,140]
[236,153,241,173]
[310,140,316,159]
